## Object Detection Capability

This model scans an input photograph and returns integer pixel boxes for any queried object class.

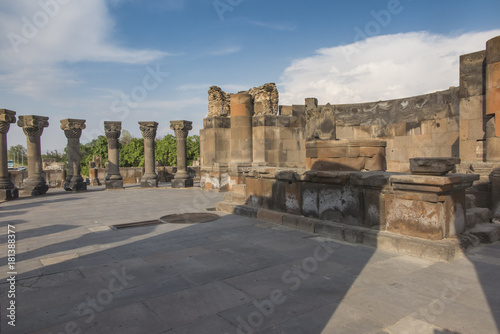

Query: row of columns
[0,111,194,200]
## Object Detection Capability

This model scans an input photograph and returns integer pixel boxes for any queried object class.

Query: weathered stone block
[0,188,19,201]
[314,221,344,240]
[318,186,342,221]
[336,125,354,139]
[459,50,486,98]
[307,157,365,171]
[392,135,412,148]
[410,157,460,176]
[280,106,293,116]
[387,147,406,162]
[353,126,371,139]
[257,209,284,224]
[385,195,444,240]
[105,179,123,190]
[447,116,460,132]
[386,161,401,172]
[301,182,319,218]
[468,118,485,140]
[386,123,406,137]
[285,182,301,215]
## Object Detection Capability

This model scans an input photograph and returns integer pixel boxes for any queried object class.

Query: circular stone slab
[159,213,220,224]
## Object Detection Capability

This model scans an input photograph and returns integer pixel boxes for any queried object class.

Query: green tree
[120,138,144,167]
[155,134,177,166]
[186,135,200,166]
[42,149,66,162]
[79,135,111,177]
[120,129,134,145]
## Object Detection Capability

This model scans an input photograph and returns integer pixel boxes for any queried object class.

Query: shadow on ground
[0,186,498,333]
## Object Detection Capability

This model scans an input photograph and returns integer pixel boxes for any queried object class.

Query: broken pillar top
[17,115,49,137]
[104,121,122,139]
[230,92,253,105]
[208,86,231,117]
[247,83,279,115]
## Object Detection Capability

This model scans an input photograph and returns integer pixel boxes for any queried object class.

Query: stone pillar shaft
[104,121,123,189]
[139,121,159,187]
[61,119,87,191]
[170,120,193,188]
[0,109,18,200]
[17,115,49,196]
[230,93,253,163]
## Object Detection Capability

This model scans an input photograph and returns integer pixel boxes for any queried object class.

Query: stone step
[469,223,500,243]
[231,184,247,195]
[468,207,490,223]
[224,192,247,205]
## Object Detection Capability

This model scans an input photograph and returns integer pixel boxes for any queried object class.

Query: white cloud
[279,30,500,105]
[0,0,167,99]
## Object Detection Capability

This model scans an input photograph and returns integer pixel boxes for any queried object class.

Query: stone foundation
[219,167,478,241]
[306,139,386,171]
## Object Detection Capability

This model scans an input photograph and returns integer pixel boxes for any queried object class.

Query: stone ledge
[218,202,466,262]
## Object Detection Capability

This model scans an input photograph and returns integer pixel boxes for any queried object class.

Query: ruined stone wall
[201,36,499,181]
[201,83,305,169]
[328,87,461,173]
[9,169,66,188]
[459,50,488,162]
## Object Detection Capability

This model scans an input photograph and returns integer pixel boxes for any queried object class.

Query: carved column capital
[60,119,86,139]
[170,120,193,139]
[104,121,122,139]
[17,115,49,138]
[139,121,159,139]
[0,109,16,134]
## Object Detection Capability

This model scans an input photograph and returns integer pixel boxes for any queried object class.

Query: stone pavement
[0,185,499,334]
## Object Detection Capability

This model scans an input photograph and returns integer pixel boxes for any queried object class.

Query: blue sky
[1,0,500,151]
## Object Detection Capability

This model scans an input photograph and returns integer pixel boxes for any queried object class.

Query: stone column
[17,115,49,196]
[230,93,253,163]
[0,109,18,200]
[104,121,123,189]
[139,121,159,188]
[61,119,87,191]
[170,120,193,188]
[486,35,500,161]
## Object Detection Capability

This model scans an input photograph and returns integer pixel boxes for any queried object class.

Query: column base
[141,178,159,188]
[0,188,19,201]
[172,178,193,188]
[105,179,124,189]
[64,181,88,192]
[22,184,49,196]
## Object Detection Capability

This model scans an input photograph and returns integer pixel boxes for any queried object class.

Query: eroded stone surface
[247,83,279,115]
[208,86,231,117]
[410,157,461,176]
